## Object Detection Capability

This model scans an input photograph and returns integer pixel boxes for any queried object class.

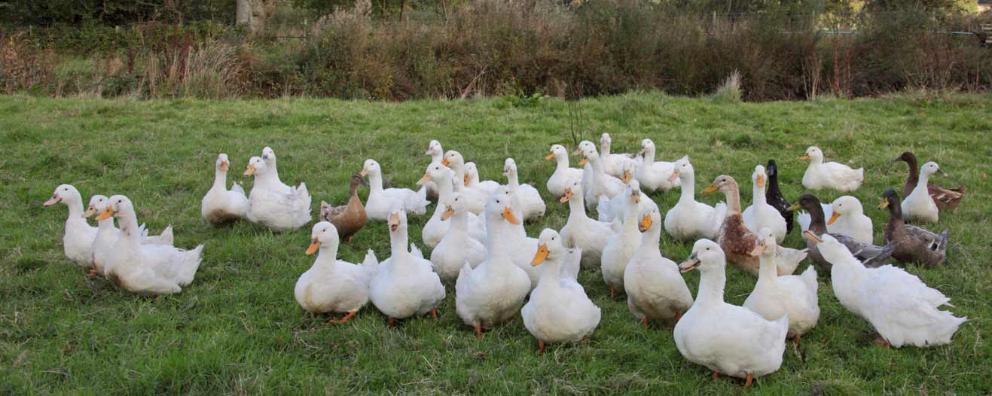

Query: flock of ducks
[46,136,969,387]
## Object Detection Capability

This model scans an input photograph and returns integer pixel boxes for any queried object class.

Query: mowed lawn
[0,92,989,394]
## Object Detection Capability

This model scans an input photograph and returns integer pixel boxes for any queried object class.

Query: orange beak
[578,159,588,166]
[243,164,256,176]
[388,212,401,232]
[701,183,718,194]
[441,205,455,221]
[502,207,520,225]
[441,158,450,166]
[417,173,431,186]
[668,171,679,183]
[622,170,632,184]
[827,211,841,225]
[749,242,766,257]
[639,214,652,232]
[306,239,320,255]
[756,174,765,189]
[96,206,114,221]
[463,174,470,186]
[219,160,229,172]
[545,152,555,160]
[531,244,549,266]
[560,189,572,203]
[43,196,60,207]
[799,154,811,161]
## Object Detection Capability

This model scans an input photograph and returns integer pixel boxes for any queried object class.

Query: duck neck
[806,202,828,235]
[116,209,142,245]
[349,180,360,197]
[389,229,409,258]
[643,146,655,164]
[213,169,228,190]
[368,171,384,193]
[753,182,767,206]
[97,217,115,232]
[600,140,611,156]
[915,170,930,191]
[757,252,778,282]
[316,243,339,268]
[451,164,466,187]
[621,206,640,237]
[484,214,513,263]
[451,210,468,231]
[507,172,520,190]
[431,151,443,164]
[810,155,823,166]
[641,223,662,250]
[886,199,904,228]
[555,154,571,171]
[904,156,920,186]
[66,198,85,219]
[678,173,696,203]
[536,258,562,289]
[568,194,589,221]
[722,185,742,214]
[435,173,454,202]
[696,266,726,306]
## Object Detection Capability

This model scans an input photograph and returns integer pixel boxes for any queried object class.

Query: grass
[0,91,990,394]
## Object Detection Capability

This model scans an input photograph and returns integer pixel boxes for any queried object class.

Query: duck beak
[787,203,800,212]
[578,159,588,166]
[827,211,841,225]
[416,173,431,186]
[799,154,811,161]
[668,170,680,183]
[679,254,700,273]
[441,158,450,166]
[749,241,766,257]
[802,230,822,244]
[545,152,555,160]
[639,214,652,232]
[756,174,765,189]
[560,189,572,203]
[43,195,61,207]
[878,198,889,209]
[622,170,632,184]
[243,164,256,176]
[219,160,229,172]
[701,183,718,194]
[531,244,549,266]
[359,168,368,177]
[441,205,455,221]
[84,206,96,218]
[388,213,400,232]
[463,174,470,186]
[96,206,114,221]
[306,239,320,255]
[502,207,520,225]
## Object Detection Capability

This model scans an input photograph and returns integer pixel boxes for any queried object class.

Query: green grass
[1,92,989,394]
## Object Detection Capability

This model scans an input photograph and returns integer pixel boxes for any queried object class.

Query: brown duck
[320,173,367,242]
[895,151,964,210]
[881,188,949,267]
[793,193,893,273]
[703,175,807,275]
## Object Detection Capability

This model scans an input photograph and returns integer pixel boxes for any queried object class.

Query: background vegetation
[1,0,990,100]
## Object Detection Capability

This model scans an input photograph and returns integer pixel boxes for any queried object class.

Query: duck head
[879,188,901,212]
[921,161,943,177]
[639,206,660,233]
[560,180,583,203]
[44,184,82,207]
[752,165,767,190]
[679,239,725,273]
[306,221,339,255]
[669,156,693,183]
[215,153,230,173]
[638,138,655,156]
[800,146,823,162]
[893,151,916,164]
[532,228,566,265]
[96,195,133,222]
[441,150,464,168]
[425,140,443,157]
[574,140,596,158]
[418,162,452,186]
[503,158,518,178]
[244,156,268,177]
[599,133,612,152]
[464,162,481,185]
[261,146,276,165]
[487,187,520,225]
[85,195,110,218]
[750,227,777,256]
[702,175,736,195]
[387,209,407,233]
[359,159,381,178]
[579,145,599,167]
[441,192,468,221]
[547,144,568,161]
[828,196,863,225]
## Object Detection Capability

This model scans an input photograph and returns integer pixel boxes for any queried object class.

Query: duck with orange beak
[634,138,679,193]
[578,144,625,211]
[624,206,693,327]
[44,184,97,267]
[202,153,249,225]
[361,159,429,221]
[800,146,864,192]
[545,144,583,199]
[369,210,445,327]
[455,188,533,338]
[430,193,487,281]
[600,185,645,298]
[502,157,545,220]
[244,150,311,232]
[559,181,615,269]
[521,229,601,353]
[295,222,378,324]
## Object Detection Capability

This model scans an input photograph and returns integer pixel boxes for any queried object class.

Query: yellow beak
[799,154,811,161]
[531,244,549,266]
[701,183,718,194]
[560,189,572,203]
[827,211,841,225]
[306,239,320,255]
[787,203,800,212]
[441,205,455,221]
[578,159,588,166]
[96,206,114,221]
[243,164,256,176]
[878,199,889,209]
[756,174,765,189]
[359,169,368,177]
[639,214,652,232]
[545,152,555,160]
[502,207,520,225]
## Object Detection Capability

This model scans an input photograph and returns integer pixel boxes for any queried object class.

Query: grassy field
[0,92,989,394]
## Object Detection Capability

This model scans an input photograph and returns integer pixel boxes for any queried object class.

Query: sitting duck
[895,151,964,211]
[634,138,678,193]
[319,173,367,242]
[704,175,806,275]
[800,146,863,192]
[201,153,249,225]
[598,133,640,179]
[465,162,500,196]
[663,156,726,241]
[825,196,873,244]
[792,194,893,272]
[44,184,97,267]
[369,210,445,326]
[900,161,943,223]
[503,158,545,220]
[673,240,789,387]
[623,206,693,327]
[418,163,486,248]
[804,232,966,348]
[244,151,311,232]
[360,159,429,221]
[559,181,615,269]
[522,229,601,353]
[88,195,173,277]
[296,222,378,324]
[545,144,583,199]
[430,193,487,281]
[881,189,949,267]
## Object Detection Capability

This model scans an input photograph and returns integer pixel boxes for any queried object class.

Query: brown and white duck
[894,151,964,211]
[320,173,367,242]
[703,175,806,275]
[792,193,893,273]
[880,189,949,267]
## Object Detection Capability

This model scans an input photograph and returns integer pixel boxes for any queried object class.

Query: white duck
[98,195,203,295]
[503,158,545,220]
[360,159,429,221]
[805,232,966,347]
[442,150,491,212]
[202,153,249,224]
[504,189,542,288]
[742,165,787,243]
[44,184,97,267]
[296,222,378,323]
[623,206,693,327]
[418,163,485,248]
[545,144,583,199]
[559,181,615,269]
[673,240,789,387]
[369,210,445,325]
[800,146,864,192]
[579,144,627,211]
[244,155,311,232]
[522,229,602,353]
[664,156,727,241]
[88,195,173,277]
[596,179,657,223]
[430,193,487,281]
[600,186,643,298]
[826,196,873,244]
[598,133,640,178]
[455,191,532,338]
[423,139,454,198]
[901,161,941,223]
[464,162,500,196]
[635,138,678,192]
[743,228,820,345]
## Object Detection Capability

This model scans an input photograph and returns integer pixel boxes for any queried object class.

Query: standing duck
[742,165,787,243]
[296,222,378,323]
[600,186,644,298]
[579,144,627,211]
[634,138,678,193]
[900,161,943,223]
[360,159,429,221]
[764,160,795,234]
[623,206,693,327]
[503,158,545,220]
[442,150,491,211]
[559,181,615,269]
[418,163,486,248]
[44,184,97,267]
[456,190,533,338]
[673,240,789,387]
[88,195,173,277]
[598,133,640,179]
[800,146,863,192]
[319,173,367,242]
[423,139,451,199]
[804,232,966,347]
[244,154,311,232]
[369,210,445,326]
[430,193,487,281]
[663,156,726,241]
[792,194,893,272]
[545,144,583,199]
[522,229,601,353]
[465,162,500,196]
[704,175,806,275]
[202,153,249,225]
[895,151,964,211]
[881,189,949,267]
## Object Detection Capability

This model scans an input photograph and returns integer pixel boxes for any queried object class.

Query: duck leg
[641,317,649,329]
[873,335,891,348]
[712,371,720,380]
[431,307,439,319]
[387,317,397,328]
[538,339,545,354]
[330,310,357,324]
[744,373,753,388]
[673,309,682,321]
[473,322,483,339]
[610,287,616,299]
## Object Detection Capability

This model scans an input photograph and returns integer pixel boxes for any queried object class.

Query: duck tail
[231,182,245,196]
[595,196,612,222]
[407,186,430,215]
[159,225,174,245]
[295,182,313,225]
[176,244,204,286]
[934,229,950,255]
[410,243,425,259]
[800,265,818,292]
[361,249,379,281]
